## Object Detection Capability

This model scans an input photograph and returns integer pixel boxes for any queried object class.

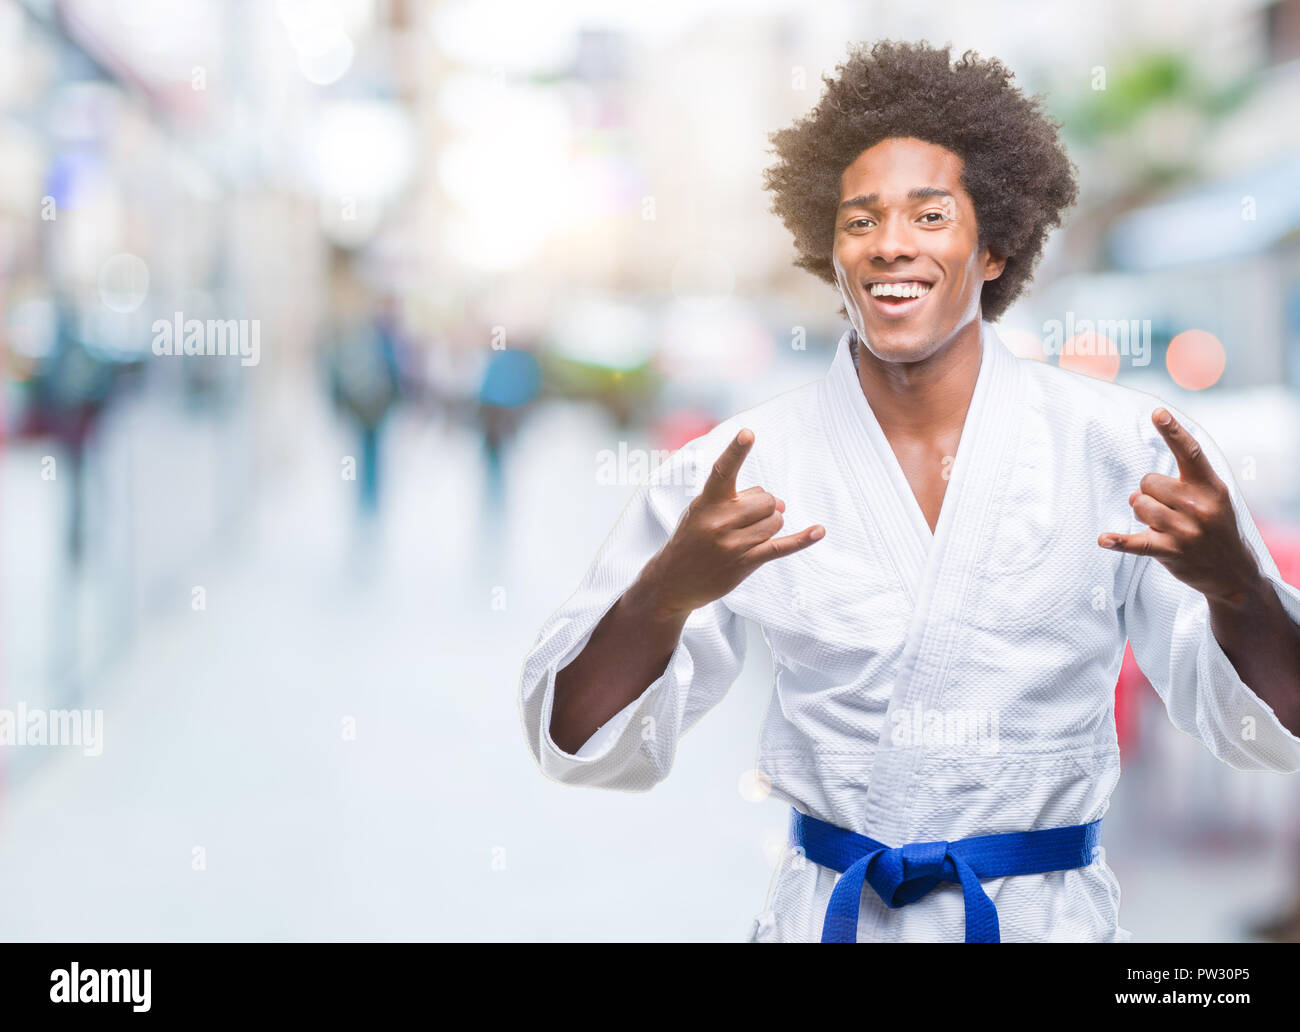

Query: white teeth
[868,281,931,299]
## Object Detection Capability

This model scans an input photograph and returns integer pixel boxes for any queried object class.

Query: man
[517,39,1300,942]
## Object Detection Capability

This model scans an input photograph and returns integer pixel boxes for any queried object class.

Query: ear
[982,246,1007,282]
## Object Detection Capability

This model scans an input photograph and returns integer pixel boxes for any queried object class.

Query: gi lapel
[822,320,1025,842]
[820,331,930,606]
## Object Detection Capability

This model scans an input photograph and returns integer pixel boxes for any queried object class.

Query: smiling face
[832,137,1005,364]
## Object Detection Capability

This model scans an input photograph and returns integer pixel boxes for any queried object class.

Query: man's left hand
[1099,407,1261,605]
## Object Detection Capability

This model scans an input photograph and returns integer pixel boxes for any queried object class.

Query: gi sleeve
[1121,404,1300,773]
[517,437,750,791]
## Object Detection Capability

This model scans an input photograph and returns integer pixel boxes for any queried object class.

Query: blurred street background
[2,0,1300,941]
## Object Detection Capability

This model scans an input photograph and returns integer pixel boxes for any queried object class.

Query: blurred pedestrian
[322,252,403,523]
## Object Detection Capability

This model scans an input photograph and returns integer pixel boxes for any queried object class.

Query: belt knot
[864,838,953,909]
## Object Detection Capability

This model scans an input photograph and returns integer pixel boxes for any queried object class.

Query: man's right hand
[632,428,825,620]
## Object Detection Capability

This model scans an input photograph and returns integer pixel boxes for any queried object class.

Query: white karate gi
[517,319,1300,942]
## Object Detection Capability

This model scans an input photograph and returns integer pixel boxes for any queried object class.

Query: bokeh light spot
[97,253,150,313]
[1058,333,1120,381]
[1167,329,1225,390]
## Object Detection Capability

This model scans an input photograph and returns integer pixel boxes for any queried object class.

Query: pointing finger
[702,428,754,500]
[1153,408,1217,487]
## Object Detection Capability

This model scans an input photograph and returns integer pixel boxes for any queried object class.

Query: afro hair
[762,39,1079,322]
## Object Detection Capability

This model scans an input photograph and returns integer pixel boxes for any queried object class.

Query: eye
[920,211,948,223]
[845,217,873,230]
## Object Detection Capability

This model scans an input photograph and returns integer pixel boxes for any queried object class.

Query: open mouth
[864,280,933,319]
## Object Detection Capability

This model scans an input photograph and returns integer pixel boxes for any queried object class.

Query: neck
[851,319,983,441]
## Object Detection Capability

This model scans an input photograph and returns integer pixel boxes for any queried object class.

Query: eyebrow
[838,187,953,211]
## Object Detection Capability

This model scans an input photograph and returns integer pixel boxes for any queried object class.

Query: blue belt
[790,809,1103,942]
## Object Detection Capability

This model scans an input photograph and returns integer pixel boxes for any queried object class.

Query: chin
[858,325,936,362]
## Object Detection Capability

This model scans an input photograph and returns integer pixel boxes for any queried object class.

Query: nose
[867,212,919,265]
